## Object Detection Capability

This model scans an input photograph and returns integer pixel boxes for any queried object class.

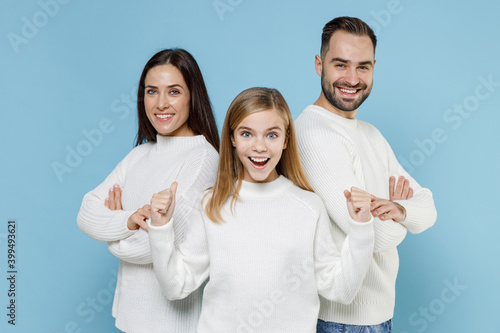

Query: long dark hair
[135,49,219,151]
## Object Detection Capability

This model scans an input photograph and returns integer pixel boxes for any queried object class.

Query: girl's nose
[252,138,267,152]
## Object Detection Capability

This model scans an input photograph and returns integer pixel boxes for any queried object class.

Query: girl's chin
[244,170,279,183]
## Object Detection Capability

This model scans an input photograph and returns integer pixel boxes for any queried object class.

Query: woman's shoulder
[120,141,154,163]
[180,137,219,170]
[196,136,219,159]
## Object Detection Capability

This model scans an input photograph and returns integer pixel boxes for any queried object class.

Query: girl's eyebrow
[237,126,283,132]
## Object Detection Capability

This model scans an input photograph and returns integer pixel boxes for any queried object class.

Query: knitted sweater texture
[77,135,218,333]
[149,176,375,333]
[295,105,437,325]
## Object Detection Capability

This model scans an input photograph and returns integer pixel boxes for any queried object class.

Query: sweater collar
[306,104,358,129]
[155,134,207,152]
[238,175,292,198]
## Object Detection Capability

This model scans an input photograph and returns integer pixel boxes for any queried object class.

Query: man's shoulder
[295,105,355,145]
[356,118,386,139]
[296,105,345,132]
[295,105,328,126]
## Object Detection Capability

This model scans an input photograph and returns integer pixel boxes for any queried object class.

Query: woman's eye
[242,132,251,138]
[170,89,180,95]
[146,89,157,95]
[267,133,277,139]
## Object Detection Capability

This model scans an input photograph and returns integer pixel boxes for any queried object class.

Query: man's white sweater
[295,105,437,325]
[77,135,218,333]
[149,176,375,333]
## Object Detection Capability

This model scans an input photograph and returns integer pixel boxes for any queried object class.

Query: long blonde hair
[205,87,313,223]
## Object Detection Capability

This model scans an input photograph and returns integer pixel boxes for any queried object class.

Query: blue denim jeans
[316,319,392,333]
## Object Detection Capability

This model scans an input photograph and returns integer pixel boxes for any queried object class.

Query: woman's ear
[231,134,236,147]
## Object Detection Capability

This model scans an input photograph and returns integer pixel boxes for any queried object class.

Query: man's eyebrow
[331,57,373,66]
[331,57,349,63]
[358,60,374,66]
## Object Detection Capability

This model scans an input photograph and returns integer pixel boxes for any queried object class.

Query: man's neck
[314,94,358,119]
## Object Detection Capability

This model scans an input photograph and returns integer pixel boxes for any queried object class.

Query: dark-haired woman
[77,49,219,332]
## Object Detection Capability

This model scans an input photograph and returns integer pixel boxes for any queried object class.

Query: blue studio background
[1,0,498,332]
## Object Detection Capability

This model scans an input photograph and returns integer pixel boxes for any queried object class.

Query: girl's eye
[267,133,277,139]
[242,132,251,138]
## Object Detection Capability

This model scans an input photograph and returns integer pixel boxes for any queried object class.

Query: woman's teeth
[156,114,173,119]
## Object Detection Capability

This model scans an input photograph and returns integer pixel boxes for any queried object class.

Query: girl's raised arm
[148,186,210,301]
[315,188,375,304]
[106,146,218,265]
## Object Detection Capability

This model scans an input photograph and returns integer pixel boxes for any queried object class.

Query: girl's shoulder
[285,181,326,216]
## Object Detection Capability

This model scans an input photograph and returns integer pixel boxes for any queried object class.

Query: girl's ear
[283,130,289,149]
[231,134,236,147]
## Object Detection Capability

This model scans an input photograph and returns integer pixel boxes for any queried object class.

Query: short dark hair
[320,16,377,57]
[135,49,220,151]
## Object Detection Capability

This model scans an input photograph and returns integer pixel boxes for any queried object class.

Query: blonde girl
[148,87,375,332]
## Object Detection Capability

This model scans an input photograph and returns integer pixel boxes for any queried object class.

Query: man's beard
[321,75,372,112]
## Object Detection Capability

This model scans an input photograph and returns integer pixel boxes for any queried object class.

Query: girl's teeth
[250,157,268,162]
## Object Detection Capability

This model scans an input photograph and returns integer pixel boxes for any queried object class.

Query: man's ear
[315,54,323,77]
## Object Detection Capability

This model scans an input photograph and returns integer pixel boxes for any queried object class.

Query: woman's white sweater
[77,135,218,333]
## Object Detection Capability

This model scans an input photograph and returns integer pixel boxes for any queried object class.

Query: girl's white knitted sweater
[77,135,218,333]
[295,105,437,325]
[149,176,375,333]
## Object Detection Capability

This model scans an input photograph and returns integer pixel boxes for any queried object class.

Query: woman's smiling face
[144,64,194,137]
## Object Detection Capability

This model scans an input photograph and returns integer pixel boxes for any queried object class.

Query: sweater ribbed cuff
[107,210,138,240]
[347,215,375,244]
[394,199,437,234]
[148,218,175,243]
